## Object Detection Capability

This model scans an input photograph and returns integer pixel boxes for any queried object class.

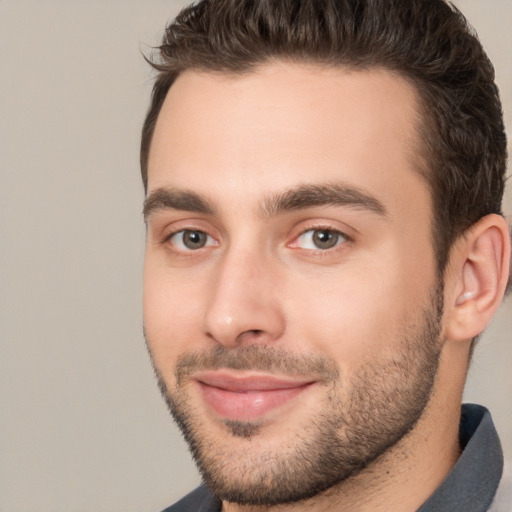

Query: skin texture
[143,64,510,512]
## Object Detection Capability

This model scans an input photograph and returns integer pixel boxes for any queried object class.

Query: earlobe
[446,214,511,342]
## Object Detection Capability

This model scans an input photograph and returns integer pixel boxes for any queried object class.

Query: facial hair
[147,288,443,506]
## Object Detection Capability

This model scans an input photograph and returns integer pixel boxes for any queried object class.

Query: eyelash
[163,229,217,252]
[288,226,352,253]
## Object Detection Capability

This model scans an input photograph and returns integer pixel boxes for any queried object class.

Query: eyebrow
[143,188,215,221]
[143,182,387,222]
[262,183,387,217]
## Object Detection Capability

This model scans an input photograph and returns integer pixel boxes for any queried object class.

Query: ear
[444,214,511,342]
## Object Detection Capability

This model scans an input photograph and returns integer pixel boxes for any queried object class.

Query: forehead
[147,63,428,219]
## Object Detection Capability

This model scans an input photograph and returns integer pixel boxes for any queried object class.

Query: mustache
[173,345,339,386]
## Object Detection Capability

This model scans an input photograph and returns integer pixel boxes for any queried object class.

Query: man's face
[143,64,444,505]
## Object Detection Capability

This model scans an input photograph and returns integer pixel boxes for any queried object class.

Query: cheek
[285,262,424,371]
[143,256,208,367]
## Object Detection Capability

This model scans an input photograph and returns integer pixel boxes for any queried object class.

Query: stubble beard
[147,289,444,507]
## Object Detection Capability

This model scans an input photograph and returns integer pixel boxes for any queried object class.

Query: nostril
[234,329,265,344]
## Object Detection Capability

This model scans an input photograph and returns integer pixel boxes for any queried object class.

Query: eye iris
[183,230,207,249]
[312,230,338,249]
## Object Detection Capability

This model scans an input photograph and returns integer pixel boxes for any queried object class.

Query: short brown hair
[141,0,508,274]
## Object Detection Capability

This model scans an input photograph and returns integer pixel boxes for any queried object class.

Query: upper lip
[193,371,316,392]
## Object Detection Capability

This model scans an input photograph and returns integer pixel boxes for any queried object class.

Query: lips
[194,371,315,421]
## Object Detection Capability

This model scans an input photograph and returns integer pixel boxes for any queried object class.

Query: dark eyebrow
[262,183,387,217]
[143,188,215,221]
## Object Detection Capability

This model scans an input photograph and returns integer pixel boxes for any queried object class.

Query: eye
[168,229,216,251]
[295,229,347,250]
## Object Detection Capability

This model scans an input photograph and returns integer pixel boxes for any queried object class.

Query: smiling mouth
[194,371,316,422]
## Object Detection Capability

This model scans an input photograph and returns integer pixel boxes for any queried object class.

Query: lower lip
[198,382,312,421]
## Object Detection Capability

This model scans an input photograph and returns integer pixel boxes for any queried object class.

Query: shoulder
[159,484,221,512]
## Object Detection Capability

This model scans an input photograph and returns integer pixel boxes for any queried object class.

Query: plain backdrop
[0,1,510,511]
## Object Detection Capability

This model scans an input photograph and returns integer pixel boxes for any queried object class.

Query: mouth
[193,371,316,422]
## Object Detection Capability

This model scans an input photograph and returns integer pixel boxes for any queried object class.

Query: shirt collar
[418,404,503,512]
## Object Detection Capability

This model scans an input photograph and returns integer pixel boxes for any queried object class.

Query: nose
[203,246,285,348]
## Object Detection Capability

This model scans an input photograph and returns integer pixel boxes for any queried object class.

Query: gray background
[0,1,510,511]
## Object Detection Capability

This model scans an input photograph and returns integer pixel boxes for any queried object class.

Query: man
[140,0,511,510]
